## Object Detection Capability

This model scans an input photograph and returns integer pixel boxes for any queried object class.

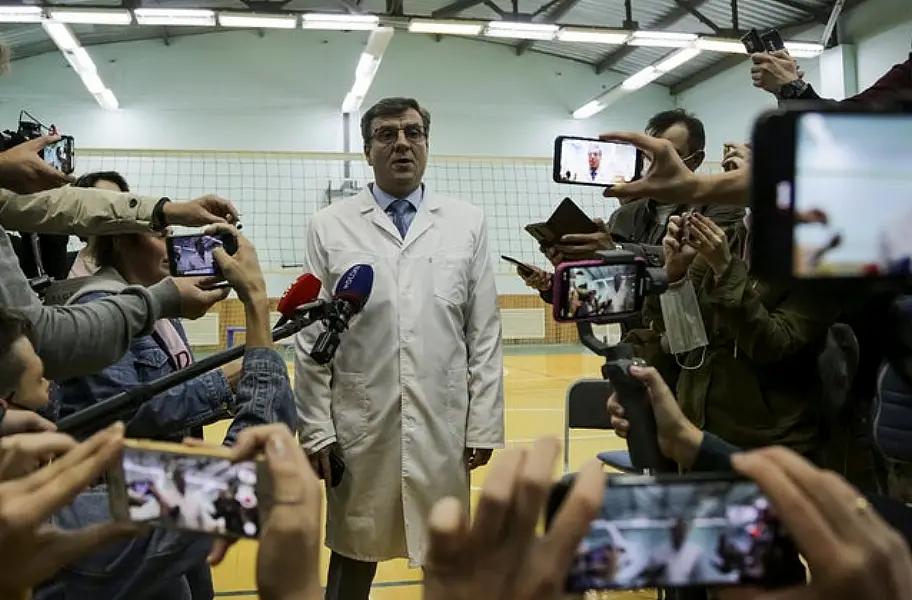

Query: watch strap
[151,197,171,231]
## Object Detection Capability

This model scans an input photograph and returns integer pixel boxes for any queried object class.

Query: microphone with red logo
[309,264,374,365]
[58,273,325,438]
[274,273,323,329]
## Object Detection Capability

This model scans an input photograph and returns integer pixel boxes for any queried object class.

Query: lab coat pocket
[432,253,470,306]
[445,368,470,445]
[331,371,370,450]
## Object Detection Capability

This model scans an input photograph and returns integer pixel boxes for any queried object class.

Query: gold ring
[854,496,871,514]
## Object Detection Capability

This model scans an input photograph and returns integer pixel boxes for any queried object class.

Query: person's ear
[364,144,373,167]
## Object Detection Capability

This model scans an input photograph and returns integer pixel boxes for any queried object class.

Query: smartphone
[501,255,535,277]
[760,29,786,52]
[740,28,765,54]
[42,135,74,175]
[546,472,798,592]
[750,108,912,280]
[553,136,643,188]
[166,233,238,277]
[107,439,271,539]
[553,257,645,323]
[525,197,600,247]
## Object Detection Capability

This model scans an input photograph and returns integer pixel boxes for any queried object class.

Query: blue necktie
[387,198,415,238]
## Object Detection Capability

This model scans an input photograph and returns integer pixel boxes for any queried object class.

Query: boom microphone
[309,264,374,365]
[275,273,323,327]
[57,276,326,439]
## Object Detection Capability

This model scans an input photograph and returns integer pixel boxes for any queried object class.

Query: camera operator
[37,225,297,600]
[0,152,245,379]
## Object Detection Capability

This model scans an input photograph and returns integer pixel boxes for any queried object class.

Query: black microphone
[310,264,374,365]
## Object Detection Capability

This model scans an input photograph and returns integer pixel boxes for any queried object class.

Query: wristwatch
[150,197,171,231]
[779,79,810,100]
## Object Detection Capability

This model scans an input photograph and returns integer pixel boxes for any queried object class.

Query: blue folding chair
[564,379,639,474]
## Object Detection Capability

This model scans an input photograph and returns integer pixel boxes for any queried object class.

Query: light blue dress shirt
[370,183,424,237]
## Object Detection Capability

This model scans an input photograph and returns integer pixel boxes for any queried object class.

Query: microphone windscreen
[276,273,322,319]
[333,264,374,313]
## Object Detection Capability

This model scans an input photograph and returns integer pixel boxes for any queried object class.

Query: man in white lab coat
[294,97,505,600]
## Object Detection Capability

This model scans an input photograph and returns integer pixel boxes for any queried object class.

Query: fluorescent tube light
[134,9,216,27]
[47,9,132,25]
[629,30,697,48]
[572,100,604,119]
[785,41,824,57]
[695,37,746,53]
[484,21,558,41]
[218,12,297,29]
[302,13,379,31]
[621,66,662,91]
[341,27,394,115]
[41,21,119,111]
[557,27,629,44]
[654,47,701,72]
[42,21,80,52]
[408,19,483,36]
[0,6,42,23]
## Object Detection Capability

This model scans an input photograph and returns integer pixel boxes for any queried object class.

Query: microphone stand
[57,300,329,439]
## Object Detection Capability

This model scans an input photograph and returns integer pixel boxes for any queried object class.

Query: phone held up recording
[166,232,239,279]
[552,254,647,324]
[107,439,271,539]
[546,472,798,592]
[553,136,643,188]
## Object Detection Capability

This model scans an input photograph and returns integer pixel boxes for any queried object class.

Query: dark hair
[0,309,32,398]
[360,97,431,147]
[73,171,130,192]
[645,109,706,154]
[74,172,132,268]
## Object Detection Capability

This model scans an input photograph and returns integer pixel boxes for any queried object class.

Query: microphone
[310,264,374,365]
[57,275,326,439]
[275,273,322,328]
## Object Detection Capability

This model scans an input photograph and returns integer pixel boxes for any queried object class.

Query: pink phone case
[551,260,609,323]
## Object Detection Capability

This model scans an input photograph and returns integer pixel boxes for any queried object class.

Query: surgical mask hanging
[659,279,708,370]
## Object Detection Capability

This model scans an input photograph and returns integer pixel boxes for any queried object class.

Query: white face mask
[659,279,709,369]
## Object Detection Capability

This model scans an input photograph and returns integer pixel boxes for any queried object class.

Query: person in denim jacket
[38,201,296,600]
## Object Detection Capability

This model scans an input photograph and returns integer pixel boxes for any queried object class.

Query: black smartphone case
[741,28,765,54]
[761,29,786,52]
[524,197,599,246]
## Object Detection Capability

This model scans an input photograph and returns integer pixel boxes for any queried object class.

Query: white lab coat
[294,186,505,566]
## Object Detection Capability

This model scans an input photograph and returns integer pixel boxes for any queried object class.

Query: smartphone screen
[791,112,912,278]
[42,135,74,175]
[553,475,792,591]
[555,260,643,322]
[117,445,263,538]
[554,136,640,187]
[167,234,228,277]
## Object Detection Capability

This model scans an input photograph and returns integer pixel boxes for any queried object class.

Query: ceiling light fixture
[484,21,558,41]
[302,13,379,31]
[218,12,297,29]
[408,19,483,35]
[134,8,216,26]
[47,9,132,25]
[557,27,630,44]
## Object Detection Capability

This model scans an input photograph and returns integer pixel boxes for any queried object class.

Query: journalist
[38,226,297,600]
[0,142,247,380]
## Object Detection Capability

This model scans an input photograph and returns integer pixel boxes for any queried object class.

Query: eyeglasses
[370,125,427,146]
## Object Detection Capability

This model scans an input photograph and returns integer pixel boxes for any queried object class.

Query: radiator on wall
[181,313,221,346]
[501,308,546,340]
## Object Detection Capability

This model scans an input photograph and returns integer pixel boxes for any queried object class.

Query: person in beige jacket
[0,135,240,379]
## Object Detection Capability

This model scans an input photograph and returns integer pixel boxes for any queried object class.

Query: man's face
[6,337,49,410]
[588,149,602,171]
[656,122,703,172]
[364,108,428,194]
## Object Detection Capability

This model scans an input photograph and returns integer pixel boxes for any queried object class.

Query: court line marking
[215,580,423,597]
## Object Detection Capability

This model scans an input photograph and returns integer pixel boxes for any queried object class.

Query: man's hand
[0,135,73,194]
[606,365,703,468]
[0,409,55,437]
[553,218,613,260]
[424,438,604,600]
[540,244,563,267]
[170,277,231,319]
[750,50,801,95]
[0,432,76,481]
[517,265,552,293]
[598,132,698,205]
[722,143,751,172]
[207,224,267,303]
[662,216,697,282]
[163,195,240,227]
[209,425,323,600]
[732,447,912,600]
[307,443,341,488]
[464,448,493,470]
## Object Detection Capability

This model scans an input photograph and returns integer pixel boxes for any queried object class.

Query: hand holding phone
[167,232,238,278]
[525,197,600,247]
[553,257,645,323]
[553,136,643,188]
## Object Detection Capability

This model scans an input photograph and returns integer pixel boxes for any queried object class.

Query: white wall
[0,30,674,156]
